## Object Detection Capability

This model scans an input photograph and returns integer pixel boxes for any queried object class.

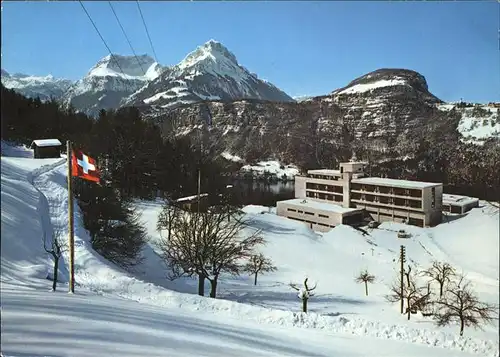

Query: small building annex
[30,139,62,159]
[442,193,479,214]
[276,198,364,233]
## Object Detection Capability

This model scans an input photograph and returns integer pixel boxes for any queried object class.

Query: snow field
[1,141,499,357]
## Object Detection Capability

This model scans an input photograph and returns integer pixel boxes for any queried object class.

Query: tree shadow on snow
[4,293,336,357]
[220,289,367,313]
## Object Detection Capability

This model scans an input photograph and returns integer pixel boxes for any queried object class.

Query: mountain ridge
[1,40,294,115]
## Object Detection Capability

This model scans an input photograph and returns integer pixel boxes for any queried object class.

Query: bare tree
[355,269,375,296]
[422,261,456,298]
[43,228,67,292]
[244,253,277,286]
[157,210,264,298]
[434,275,498,336]
[157,201,181,242]
[290,278,317,313]
[386,265,430,320]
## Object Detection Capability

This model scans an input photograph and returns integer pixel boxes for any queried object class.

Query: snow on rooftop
[31,139,62,147]
[307,169,342,176]
[175,193,209,202]
[351,177,441,189]
[280,198,361,214]
[337,78,408,95]
[443,193,479,207]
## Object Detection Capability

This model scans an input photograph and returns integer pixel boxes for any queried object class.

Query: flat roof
[175,193,209,202]
[443,193,479,207]
[340,161,368,165]
[31,139,62,147]
[307,169,341,176]
[351,177,441,189]
[279,198,362,214]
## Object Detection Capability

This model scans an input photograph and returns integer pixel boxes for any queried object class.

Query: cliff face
[146,69,486,167]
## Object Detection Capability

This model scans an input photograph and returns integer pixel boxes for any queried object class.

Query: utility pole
[197,128,202,214]
[66,140,75,293]
[400,245,406,314]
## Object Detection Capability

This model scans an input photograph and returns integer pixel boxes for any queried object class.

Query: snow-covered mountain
[123,40,294,109]
[1,69,74,101]
[61,54,164,116]
[293,95,315,103]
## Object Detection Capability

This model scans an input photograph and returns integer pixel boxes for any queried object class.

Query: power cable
[108,1,147,76]
[78,0,127,76]
[135,0,159,64]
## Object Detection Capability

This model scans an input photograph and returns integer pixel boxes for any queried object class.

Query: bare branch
[156,209,265,298]
[355,269,376,284]
[434,274,499,336]
[421,261,456,298]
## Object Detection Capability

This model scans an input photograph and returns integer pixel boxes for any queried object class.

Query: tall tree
[434,275,498,336]
[157,209,264,298]
[421,261,456,298]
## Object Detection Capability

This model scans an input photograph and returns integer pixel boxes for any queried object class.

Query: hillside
[145,68,499,200]
[1,142,498,357]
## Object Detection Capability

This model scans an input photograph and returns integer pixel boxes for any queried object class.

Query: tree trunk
[254,272,258,286]
[52,257,59,291]
[209,276,218,298]
[459,318,464,336]
[407,298,411,320]
[198,274,205,296]
[439,283,443,298]
[302,298,308,313]
[365,281,368,296]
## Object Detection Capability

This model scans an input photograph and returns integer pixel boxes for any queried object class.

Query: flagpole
[66,140,75,293]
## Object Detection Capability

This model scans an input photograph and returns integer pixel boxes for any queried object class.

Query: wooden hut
[30,139,62,159]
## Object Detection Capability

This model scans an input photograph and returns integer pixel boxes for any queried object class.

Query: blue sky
[1,1,498,102]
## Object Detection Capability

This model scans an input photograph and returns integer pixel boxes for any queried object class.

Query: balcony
[306,174,340,181]
[306,183,343,194]
[350,187,422,201]
[351,196,424,212]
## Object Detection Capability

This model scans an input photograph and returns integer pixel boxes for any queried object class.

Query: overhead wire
[135,0,159,64]
[78,0,127,77]
[108,1,147,76]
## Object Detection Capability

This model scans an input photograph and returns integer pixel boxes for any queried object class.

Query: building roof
[175,193,209,203]
[443,193,479,207]
[307,169,341,176]
[351,177,441,189]
[280,198,362,214]
[31,139,62,147]
[340,161,368,166]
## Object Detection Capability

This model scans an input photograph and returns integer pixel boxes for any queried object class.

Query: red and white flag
[72,151,100,183]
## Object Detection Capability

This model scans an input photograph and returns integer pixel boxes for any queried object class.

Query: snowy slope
[436,104,500,144]
[4,285,484,357]
[61,54,164,116]
[1,69,73,101]
[1,142,498,357]
[123,40,294,109]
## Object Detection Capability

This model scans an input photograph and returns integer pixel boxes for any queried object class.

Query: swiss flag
[72,151,100,183]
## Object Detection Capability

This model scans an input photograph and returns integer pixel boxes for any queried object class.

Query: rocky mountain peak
[330,68,442,106]
[88,54,157,78]
[347,68,430,93]
[178,40,239,70]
